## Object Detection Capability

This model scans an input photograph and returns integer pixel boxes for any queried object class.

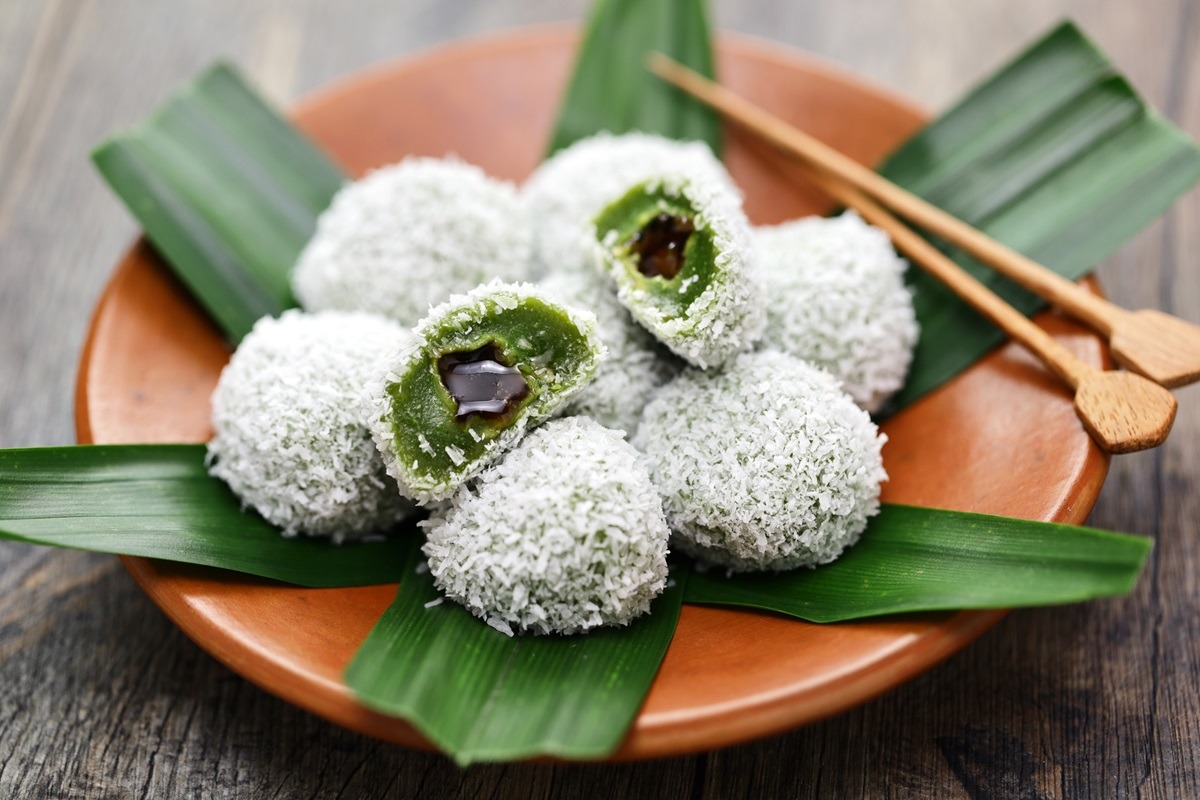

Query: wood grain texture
[0,0,1196,797]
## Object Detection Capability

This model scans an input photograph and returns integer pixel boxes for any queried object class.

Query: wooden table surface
[1,1,1197,797]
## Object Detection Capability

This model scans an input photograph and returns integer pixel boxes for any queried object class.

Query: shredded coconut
[754,212,919,412]
[633,350,887,571]
[540,270,682,435]
[486,617,515,637]
[588,173,766,369]
[292,157,536,325]
[206,310,415,540]
[523,132,736,276]
[424,418,670,635]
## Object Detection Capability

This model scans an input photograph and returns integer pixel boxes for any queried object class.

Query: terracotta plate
[75,27,1110,759]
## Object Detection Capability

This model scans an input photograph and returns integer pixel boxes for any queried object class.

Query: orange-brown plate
[75,27,1110,759]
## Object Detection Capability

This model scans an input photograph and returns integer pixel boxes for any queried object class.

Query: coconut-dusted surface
[634,350,887,571]
[540,270,681,435]
[368,280,605,504]
[292,157,535,325]
[424,417,670,635]
[755,212,919,413]
[207,310,415,540]
[589,174,765,369]
[523,131,735,275]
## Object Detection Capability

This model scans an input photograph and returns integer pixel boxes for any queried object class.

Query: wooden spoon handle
[647,54,1125,334]
[802,171,1177,454]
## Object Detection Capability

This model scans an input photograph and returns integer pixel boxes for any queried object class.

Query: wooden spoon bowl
[1110,309,1200,388]
[1074,369,1178,454]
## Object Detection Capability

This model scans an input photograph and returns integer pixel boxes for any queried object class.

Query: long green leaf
[92,63,342,343]
[547,0,721,155]
[345,540,685,765]
[0,445,411,587]
[684,504,1151,622]
[880,22,1200,408]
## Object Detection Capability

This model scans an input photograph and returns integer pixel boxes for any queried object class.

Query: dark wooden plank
[0,0,1196,797]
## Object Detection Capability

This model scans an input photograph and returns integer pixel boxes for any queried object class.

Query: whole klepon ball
[523,131,735,274]
[424,417,671,636]
[755,212,919,413]
[589,173,765,369]
[633,350,887,572]
[540,270,681,435]
[291,157,535,326]
[207,310,416,540]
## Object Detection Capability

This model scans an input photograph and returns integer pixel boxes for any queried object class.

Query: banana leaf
[683,505,1151,622]
[878,22,1200,408]
[345,542,685,765]
[0,445,411,587]
[547,0,721,155]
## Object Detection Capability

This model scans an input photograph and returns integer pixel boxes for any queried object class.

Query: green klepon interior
[595,184,715,315]
[368,282,605,503]
[590,176,763,368]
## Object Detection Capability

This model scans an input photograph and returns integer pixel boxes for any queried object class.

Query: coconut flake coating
[523,132,736,275]
[540,270,681,435]
[425,417,670,635]
[633,350,887,572]
[368,280,606,504]
[590,174,765,369]
[291,157,535,326]
[755,212,919,413]
[207,310,415,540]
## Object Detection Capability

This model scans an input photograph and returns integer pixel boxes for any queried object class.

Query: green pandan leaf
[345,541,684,765]
[547,0,721,155]
[92,63,343,343]
[0,445,411,587]
[879,22,1200,408]
[684,505,1151,622]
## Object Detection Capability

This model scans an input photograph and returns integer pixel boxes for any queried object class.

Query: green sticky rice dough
[592,186,718,318]
[589,175,764,369]
[369,281,605,503]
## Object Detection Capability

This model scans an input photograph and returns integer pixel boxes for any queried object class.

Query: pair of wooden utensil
[649,54,1200,454]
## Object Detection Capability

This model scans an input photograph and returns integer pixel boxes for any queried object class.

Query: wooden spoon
[648,53,1200,389]
[807,172,1177,453]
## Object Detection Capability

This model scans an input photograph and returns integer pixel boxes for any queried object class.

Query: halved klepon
[523,131,736,276]
[368,281,606,504]
[424,417,670,636]
[207,310,417,541]
[588,173,764,369]
[634,350,887,572]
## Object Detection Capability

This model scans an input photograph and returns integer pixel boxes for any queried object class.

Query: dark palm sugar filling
[627,213,694,279]
[437,342,530,422]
